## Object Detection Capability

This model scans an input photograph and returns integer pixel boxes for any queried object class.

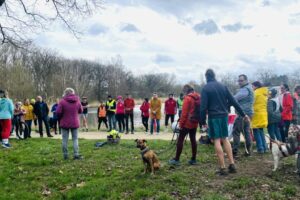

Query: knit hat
[30,99,36,104]
[117,95,123,99]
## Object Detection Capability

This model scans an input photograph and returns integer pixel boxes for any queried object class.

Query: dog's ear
[142,139,147,143]
[135,139,138,142]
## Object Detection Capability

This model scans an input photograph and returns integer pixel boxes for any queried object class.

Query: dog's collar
[141,147,150,157]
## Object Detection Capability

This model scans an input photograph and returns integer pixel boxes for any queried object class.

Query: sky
[34,0,300,83]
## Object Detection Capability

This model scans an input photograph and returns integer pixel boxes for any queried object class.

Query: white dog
[270,124,300,173]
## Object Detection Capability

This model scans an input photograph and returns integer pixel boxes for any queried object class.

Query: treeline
[1,43,300,103]
[0,44,182,102]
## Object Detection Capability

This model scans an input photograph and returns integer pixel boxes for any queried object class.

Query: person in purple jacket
[56,88,83,160]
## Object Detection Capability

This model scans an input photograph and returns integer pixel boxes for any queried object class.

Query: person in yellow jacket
[150,92,162,135]
[22,99,34,138]
[97,102,108,131]
[252,81,268,154]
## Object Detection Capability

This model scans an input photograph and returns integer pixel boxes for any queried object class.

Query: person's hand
[243,115,250,122]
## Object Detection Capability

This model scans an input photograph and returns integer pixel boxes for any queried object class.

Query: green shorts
[208,116,228,139]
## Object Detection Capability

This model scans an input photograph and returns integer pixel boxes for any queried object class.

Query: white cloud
[33,0,300,83]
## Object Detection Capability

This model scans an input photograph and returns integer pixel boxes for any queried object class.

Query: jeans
[38,116,51,136]
[232,116,252,154]
[267,123,282,141]
[253,128,268,153]
[150,119,160,134]
[125,113,134,133]
[61,128,79,157]
[25,120,32,138]
[107,114,116,131]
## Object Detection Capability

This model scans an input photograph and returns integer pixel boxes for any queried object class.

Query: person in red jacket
[279,84,293,142]
[140,98,150,133]
[124,94,135,134]
[169,84,200,166]
[164,93,177,131]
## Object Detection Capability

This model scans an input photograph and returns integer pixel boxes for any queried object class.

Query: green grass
[0,138,299,200]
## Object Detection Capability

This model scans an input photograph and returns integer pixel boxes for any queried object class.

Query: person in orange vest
[97,102,108,131]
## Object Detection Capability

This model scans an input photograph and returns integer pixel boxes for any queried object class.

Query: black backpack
[188,94,201,123]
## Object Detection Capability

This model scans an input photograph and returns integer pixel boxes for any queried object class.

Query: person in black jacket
[34,96,53,138]
[200,69,249,176]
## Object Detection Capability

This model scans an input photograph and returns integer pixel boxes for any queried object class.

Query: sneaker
[2,143,12,148]
[228,164,237,173]
[74,155,83,160]
[131,131,134,134]
[168,159,180,166]
[188,159,197,165]
[63,155,69,160]
[47,135,54,138]
[156,132,159,135]
[216,168,228,176]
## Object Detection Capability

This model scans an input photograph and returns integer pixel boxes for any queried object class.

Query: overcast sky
[34,0,300,83]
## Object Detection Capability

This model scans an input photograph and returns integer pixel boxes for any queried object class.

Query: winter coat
[150,98,162,120]
[267,97,281,124]
[234,83,254,117]
[140,101,150,117]
[252,87,268,129]
[164,98,177,115]
[116,101,125,114]
[0,98,14,119]
[281,92,293,121]
[200,80,245,125]
[34,101,49,118]
[179,92,201,129]
[22,104,34,121]
[56,94,83,129]
[124,98,135,114]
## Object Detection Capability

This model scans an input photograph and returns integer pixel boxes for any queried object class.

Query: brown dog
[135,139,160,175]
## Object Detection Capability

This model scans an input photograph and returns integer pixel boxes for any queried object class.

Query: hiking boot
[216,168,228,176]
[47,135,53,138]
[188,159,197,165]
[2,143,12,149]
[168,159,180,166]
[228,164,237,173]
[63,155,69,160]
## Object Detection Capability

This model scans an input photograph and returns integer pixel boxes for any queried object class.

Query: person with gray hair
[56,88,83,160]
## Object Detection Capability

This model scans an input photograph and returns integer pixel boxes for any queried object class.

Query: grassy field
[0,138,299,200]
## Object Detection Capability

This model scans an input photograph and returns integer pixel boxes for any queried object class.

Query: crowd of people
[0,68,300,173]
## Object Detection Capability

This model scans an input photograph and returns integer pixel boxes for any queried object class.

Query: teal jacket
[0,98,14,119]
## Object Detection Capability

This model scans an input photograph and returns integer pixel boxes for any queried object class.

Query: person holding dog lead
[232,74,254,158]
[200,69,249,176]
[169,84,200,166]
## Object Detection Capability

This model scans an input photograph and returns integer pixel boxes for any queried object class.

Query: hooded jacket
[252,87,268,128]
[140,101,150,117]
[124,98,135,114]
[180,92,201,129]
[281,92,293,121]
[150,97,162,120]
[165,98,177,115]
[56,94,83,129]
[0,98,14,119]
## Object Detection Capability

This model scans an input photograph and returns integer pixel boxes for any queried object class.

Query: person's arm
[112,101,116,110]
[286,94,294,113]
[9,100,14,119]
[200,89,208,125]
[78,102,83,114]
[179,97,190,128]
[45,103,49,116]
[226,87,246,117]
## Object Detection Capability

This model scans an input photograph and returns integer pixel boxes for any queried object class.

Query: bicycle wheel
[16,122,28,140]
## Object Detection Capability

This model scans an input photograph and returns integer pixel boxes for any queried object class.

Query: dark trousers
[25,120,32,138]
[38,116,51,136]
[232,116,252,155]
[142,116,149,132]
[279,120,291,142]
[52,118,60,134]
[125,113,134,133]
[98,117,108,130]
[175,128,197,161]
[165,114,175,126]
[116,114,125,132]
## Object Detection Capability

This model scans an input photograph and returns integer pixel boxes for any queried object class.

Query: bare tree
[0,0,103,46]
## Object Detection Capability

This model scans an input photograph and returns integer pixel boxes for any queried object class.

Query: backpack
[188,94,201,123]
